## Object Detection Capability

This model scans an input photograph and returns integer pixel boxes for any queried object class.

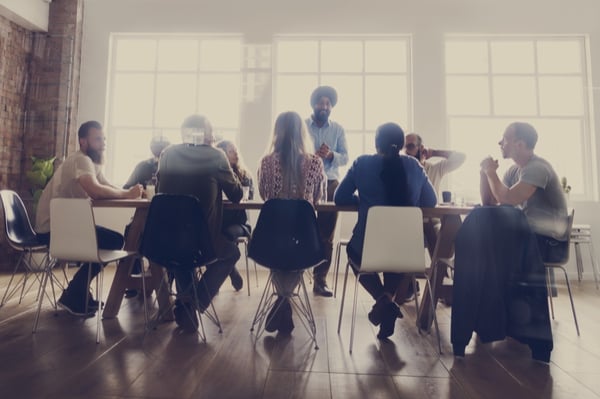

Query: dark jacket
[451,206,553,362]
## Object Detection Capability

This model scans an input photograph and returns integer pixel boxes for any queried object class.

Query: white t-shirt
[35,151,106,233]
[422,151,466,197]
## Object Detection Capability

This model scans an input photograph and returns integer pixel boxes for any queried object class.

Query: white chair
[33,198,136,343]
[337,206,442,354]
[570,223,599,289]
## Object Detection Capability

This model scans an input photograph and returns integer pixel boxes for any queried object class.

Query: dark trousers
[39,226,124,293]
[314,179,339,281]
[173,239,240,308]
[347,244,405,301]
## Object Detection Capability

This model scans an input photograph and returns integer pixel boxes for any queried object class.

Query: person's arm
[219,156,243,204]
[329,126,349,168]
[79,174,142,200]
[480,157,536,205]
[480,170,497,205]
[334,160,359,205]
[422,148,466,174]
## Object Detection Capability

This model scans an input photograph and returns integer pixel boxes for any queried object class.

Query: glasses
[405,143,418,151]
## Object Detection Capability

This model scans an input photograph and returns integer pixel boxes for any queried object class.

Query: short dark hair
[510,122,538,149]
[78,121,102,140]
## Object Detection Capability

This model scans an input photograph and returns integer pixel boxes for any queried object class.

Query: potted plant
[26,156,55,206]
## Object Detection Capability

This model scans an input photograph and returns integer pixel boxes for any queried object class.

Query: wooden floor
[1,264,600,399]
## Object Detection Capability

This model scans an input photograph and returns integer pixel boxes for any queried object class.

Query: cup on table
[242,186,250,201]
[145,184,156,201]
[442,190,452,204]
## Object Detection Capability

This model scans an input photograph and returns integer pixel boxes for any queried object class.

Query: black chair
[248,199,325,348]
[0,190,62,307]
[139,194,222,340]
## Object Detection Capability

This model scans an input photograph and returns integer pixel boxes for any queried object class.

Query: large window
[105,34,243,185]
[445,36,595,202]
[273,36,413,174]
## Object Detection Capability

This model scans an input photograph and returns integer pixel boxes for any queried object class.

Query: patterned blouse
[258,152,325,206]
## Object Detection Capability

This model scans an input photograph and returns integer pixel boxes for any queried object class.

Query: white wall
[0,0,49,31]
[79,0,600,277]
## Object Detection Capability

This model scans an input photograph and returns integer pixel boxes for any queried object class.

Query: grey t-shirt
[503,155,568,240]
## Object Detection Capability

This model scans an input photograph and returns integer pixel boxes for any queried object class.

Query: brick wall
[0,0,83,270]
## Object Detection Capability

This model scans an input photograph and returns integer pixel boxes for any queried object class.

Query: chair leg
[422,277,442,354]
[557,265,580,336]
[574,243,583,282]
[291,276,318,349]
[250,272,277,338]
[196,267,223,334]
[140,257,149,329]
[32,265,51,333]
[546,268,555,320]
[337,262,351,334]
[349,272,361,354]
[96,266,104,344]
[333,241,342,298]
[243,240,251,296]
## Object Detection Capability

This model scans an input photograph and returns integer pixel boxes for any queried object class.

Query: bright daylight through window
[106,35,242,185]
[445,36,594,202]
[273,36,412,177]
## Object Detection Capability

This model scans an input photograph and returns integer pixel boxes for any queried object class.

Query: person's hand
[126,184,143,199]
[480,157,499,175]
[317,143,332,160]
[420,146,431,161]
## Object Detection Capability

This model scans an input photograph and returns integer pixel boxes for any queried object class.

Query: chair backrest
[0,190,39,248]
[50,198,100,263]
[139,194,216,270]
[248,199,324,271]
[547,208,575,265]
[360,206,426,274]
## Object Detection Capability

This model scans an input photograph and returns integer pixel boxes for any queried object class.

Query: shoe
[266,297,284,333]
[377,302,403,339]
[86,291,104,311]
[124,289,138,298]
[277,299,294,335]
[230,268,244,292]
[174,299,199,332]
[58,290,96,317]
[313,280,333,297]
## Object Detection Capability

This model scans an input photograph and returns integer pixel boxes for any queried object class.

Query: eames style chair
[337,206,442,354]
[0,190,59,307]
[139,194,222,341]
[248,199,325,349]
[545,209,580,335]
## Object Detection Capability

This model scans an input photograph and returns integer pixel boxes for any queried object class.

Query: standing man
[305,85,349,297]
[480,122,569,261]
[404,133,466,197]
[157,114,243,331]
[35,121,143,316]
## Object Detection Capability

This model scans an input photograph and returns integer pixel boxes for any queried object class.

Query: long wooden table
[94,199,471,328]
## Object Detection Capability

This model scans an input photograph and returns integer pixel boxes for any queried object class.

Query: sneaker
[313,280,333,297]
[174,299,199,332]
[58,290,96,317]
[124,289,138,298]
[86,291,104,311]
[377,302,403,339]
[230,268,244,292]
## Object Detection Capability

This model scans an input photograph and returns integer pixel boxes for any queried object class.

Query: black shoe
[266,297,284,333]
[277,299,294,335]
[174,299,199,332]
[230,268,244,292]
[58,290,96,317]
[86,291,104,311]
[377,302,403,339]
[313,280,333,297]
[124,289,138,298]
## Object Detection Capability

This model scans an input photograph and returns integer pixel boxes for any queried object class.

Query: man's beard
[87,148,104,165]
[313,109,330,123]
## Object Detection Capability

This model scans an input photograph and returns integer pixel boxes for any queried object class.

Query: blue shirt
[306,117,348,181]
[334,154,437,257]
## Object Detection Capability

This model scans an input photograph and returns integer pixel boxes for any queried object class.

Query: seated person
[480,122,569,262]
[157,114,243,332]
[122,136,170,298]
[258,111,325,335]
[334,122,437,339]
[216,140,254,291]
[35,121,143,316]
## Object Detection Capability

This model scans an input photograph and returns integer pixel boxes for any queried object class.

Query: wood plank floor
[1,263,600,399]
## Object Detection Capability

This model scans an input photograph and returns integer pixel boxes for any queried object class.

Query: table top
[92,198,473,216]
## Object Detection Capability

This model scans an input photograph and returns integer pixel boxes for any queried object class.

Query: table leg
[417,214,462,331]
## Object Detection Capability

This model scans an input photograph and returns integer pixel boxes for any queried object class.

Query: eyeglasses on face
[405,143,418,151]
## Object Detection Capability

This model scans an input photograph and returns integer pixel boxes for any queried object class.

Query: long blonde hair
[268,111,312,195]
